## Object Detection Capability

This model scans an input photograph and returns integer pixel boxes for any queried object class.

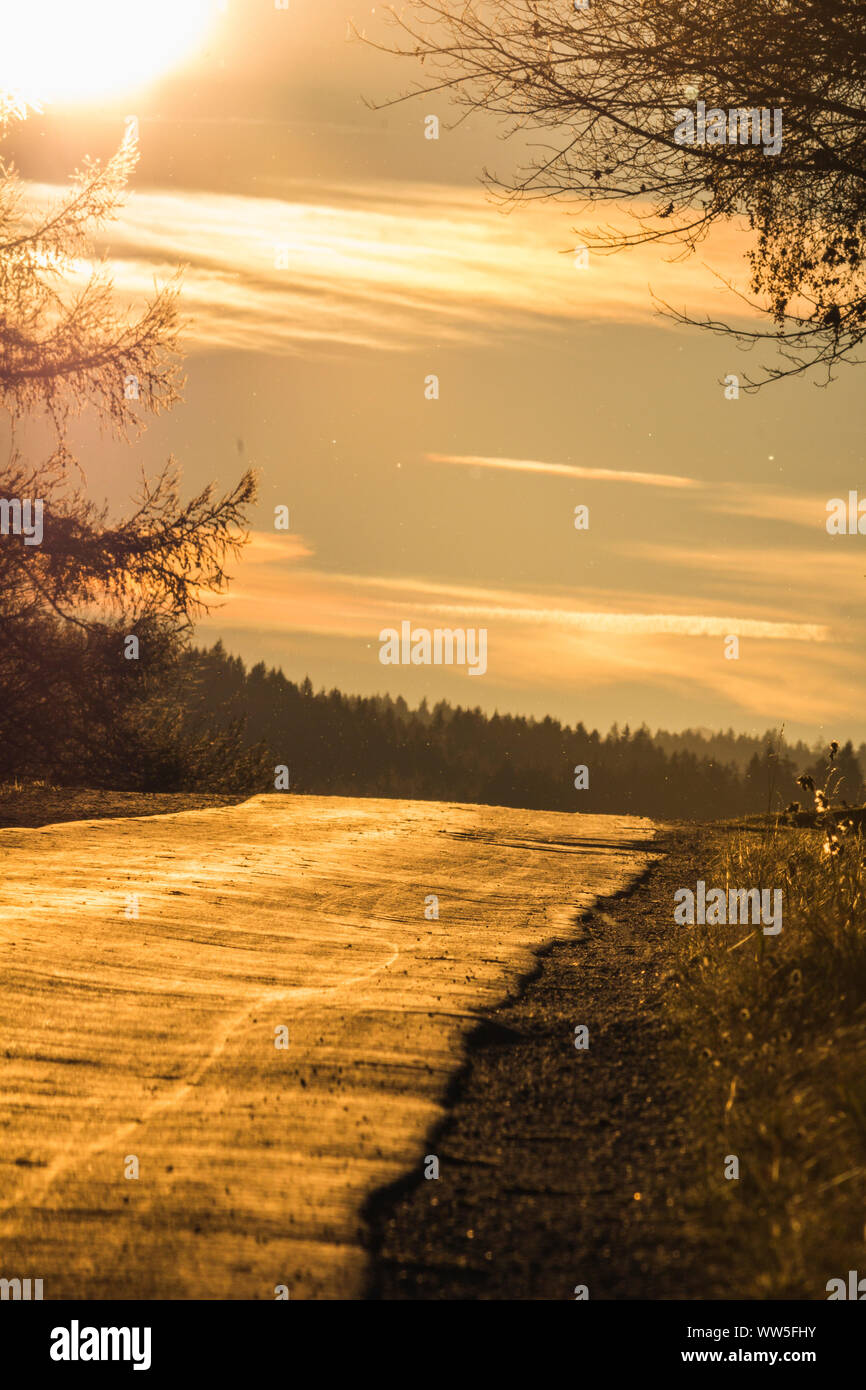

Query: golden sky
[7,0,866,741]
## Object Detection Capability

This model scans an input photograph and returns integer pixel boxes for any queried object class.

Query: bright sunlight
[0,0,220,106]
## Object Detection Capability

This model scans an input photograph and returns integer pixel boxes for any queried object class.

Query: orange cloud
[26,179,762,353]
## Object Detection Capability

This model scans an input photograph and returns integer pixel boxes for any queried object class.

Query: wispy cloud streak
[211,535,827,645]
[422,603,825,642]
[27,179,757,354]
[427,452,698,489]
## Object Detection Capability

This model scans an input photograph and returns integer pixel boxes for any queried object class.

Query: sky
[6,0,866,743]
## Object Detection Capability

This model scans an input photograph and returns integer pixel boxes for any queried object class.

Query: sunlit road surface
[0,795,658,1298]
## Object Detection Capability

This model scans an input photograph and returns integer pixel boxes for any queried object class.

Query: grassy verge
[669,819,866,1297]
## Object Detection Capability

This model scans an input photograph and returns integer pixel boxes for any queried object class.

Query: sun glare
[1,0,220,107]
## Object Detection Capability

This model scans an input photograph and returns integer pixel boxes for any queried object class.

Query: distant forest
[156,643,863,820]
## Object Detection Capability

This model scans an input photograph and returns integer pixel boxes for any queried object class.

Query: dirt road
[0,795,657,1298]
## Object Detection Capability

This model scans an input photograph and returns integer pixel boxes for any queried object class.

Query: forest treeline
[127,641,860,821]
[6,631,862,819]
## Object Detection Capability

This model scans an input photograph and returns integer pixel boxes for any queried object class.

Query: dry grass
[669,816,866,1297]
[0,783,249,829]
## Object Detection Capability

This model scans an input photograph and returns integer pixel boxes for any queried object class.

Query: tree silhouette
[373,0,866,386]
[0,98,257,783]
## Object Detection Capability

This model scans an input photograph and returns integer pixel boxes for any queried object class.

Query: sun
[0,0,221,107]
